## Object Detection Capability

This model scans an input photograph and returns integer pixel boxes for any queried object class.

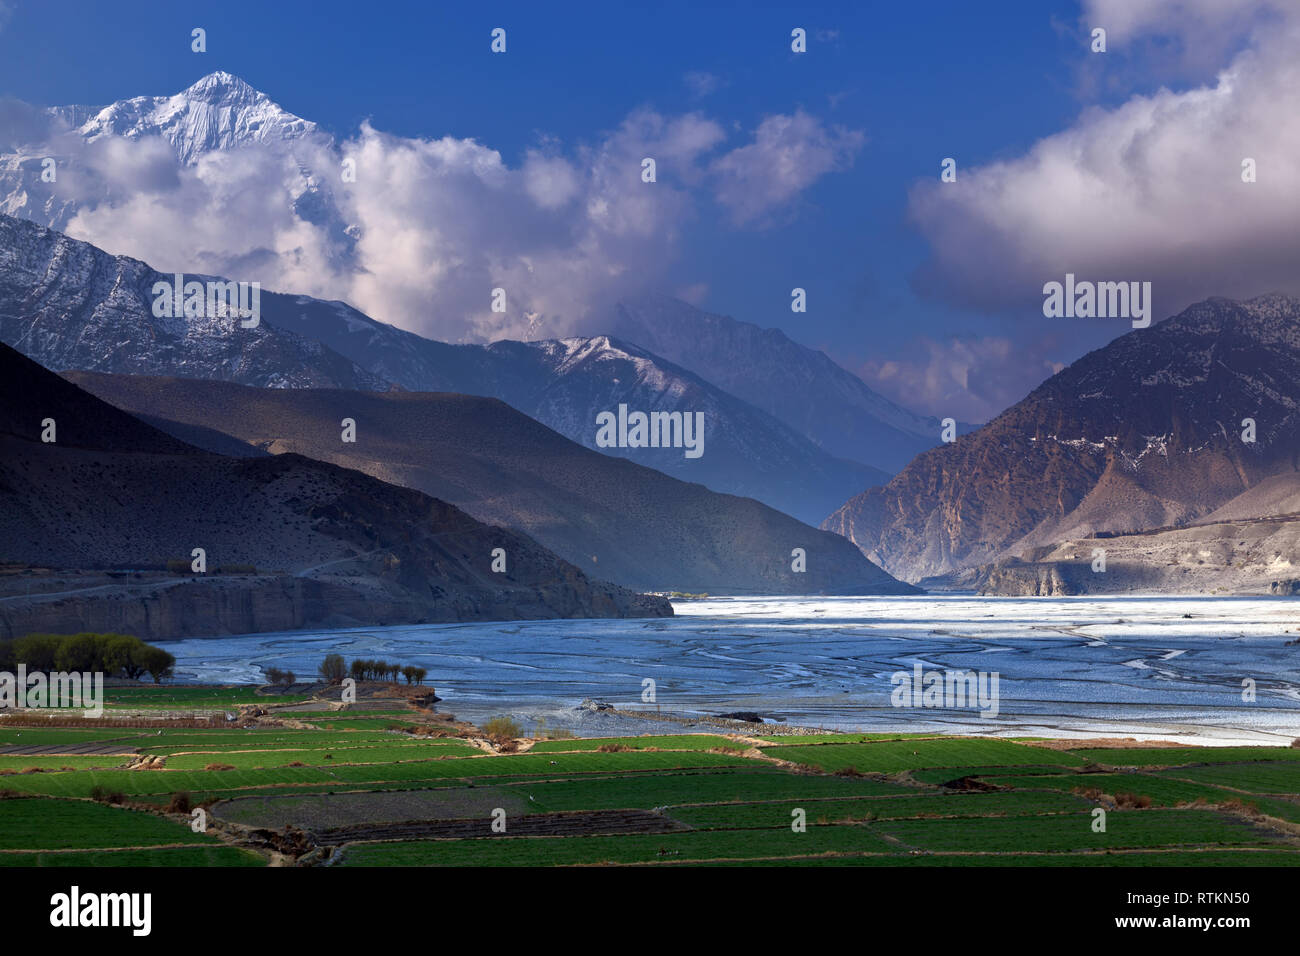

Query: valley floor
[2,685,1299,868]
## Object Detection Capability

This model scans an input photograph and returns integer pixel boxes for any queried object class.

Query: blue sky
[1,0,1293,420]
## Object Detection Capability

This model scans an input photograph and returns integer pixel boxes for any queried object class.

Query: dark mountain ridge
[0,343,669,639]
[61,368,918,596]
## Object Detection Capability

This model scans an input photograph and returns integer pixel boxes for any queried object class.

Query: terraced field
[3,697,1299,867]
[0,797,264,867]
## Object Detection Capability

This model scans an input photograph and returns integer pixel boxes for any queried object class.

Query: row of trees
[316,654,427,685]
[350,658,428,684]
[264,667,296,687]
[0,633,175,683]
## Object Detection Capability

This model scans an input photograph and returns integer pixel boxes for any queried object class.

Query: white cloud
[858,335,1066,423]
[711,111,864,225]
[25,96,860,345]
[521,151,580,210]
[910,2,1300,319]
[1085,0,1288,43]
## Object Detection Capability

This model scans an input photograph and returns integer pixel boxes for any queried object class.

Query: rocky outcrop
[973,511,1300,596]
[0,569,667,642]
[826,295,1300,583]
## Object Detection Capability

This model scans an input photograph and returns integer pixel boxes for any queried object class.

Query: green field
[0,797,217,850]
[342,824,901,866]
[4,700,1299,867]
[528,734,739,752]
[764,738,1085,773]
[0,795,263,868]
[100,686,312,709]
[0,846,266,867]
[1072,747,1300,767]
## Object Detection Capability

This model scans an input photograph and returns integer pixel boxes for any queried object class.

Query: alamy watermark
[891,664,1000,718]
[595,404,705,459]
[0,666,104,717]
[1043,273,1151,329]
[50,886,150,936]
[151,274,260,328]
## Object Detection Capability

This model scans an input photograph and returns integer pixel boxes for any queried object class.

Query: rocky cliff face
[0,344,670,639]
[971,509,1300,596]
[0,565,670,643]
[824,295,1300,582]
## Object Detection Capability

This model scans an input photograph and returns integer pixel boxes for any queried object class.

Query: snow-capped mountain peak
[62,71,320,164]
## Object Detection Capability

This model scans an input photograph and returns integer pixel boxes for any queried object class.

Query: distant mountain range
[29,72,1294,599]
[0,72,962,519]
[824,294,1300,592]
[611,294,974,472]
[0,213,887,524]
[257,300,891,524]
[0,343,670,640]
[62,369,916,596]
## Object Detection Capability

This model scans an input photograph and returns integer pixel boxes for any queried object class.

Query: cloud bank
[908,0,1300,321]
[1,86,862,344]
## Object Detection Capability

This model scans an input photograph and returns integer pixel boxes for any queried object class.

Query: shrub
[90,785,125,804]
[1221,797,1261,816]
[166,792,192,813]
[318,654,346,684]
[264,666,295,687]
[204,763,235,772]
[1115,792,1151,809]
[483,716,521,743]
